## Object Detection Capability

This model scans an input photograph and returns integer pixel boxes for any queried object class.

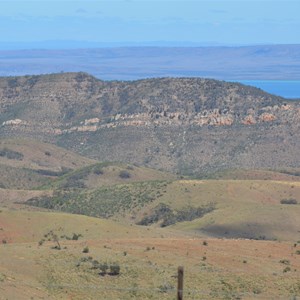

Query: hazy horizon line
[1,40,300,51]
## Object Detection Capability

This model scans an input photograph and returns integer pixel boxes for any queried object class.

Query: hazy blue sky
[0,0,299,47]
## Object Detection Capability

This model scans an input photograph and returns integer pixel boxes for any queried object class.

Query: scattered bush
[99,262,109,274]
[61,177,87,189]
[93,169,104,175]
[119,170,131,179]
[203,241,208,246]
[82,246,89,253]
[137,203,215,227]
[42,230,61,249]
[283,266,291,273]
[52,245,61,250]
[71,233,82,240]
[280,198,297,205]
[35,168,71,177]
[93,165,104,175]
[0,148,23,160]
[159,283,175,293]
[109,263,120,275]
[91,260,100,269]
[279,259,290,265]
[252,288,262,295]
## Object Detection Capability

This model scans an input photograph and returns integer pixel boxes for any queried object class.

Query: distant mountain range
[0,40,233,50]
[0,44,300,80]
[0,72,299,175]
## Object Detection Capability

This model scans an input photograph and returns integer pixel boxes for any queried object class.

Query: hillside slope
[26,178,300,241]
[0,73,299,174]
[0,139,96,189]
[1,208,300,299]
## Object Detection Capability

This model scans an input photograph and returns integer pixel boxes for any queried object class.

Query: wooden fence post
[177,266,184,300]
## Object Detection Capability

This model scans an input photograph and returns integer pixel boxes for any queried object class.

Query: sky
[0,0,299,48]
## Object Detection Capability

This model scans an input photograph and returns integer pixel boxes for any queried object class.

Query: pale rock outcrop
[84,118,100,125]
[242,115,257,125]
[259,113,276,122]
[2,119,26,126]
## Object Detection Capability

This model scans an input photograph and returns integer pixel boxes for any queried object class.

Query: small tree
[110,263,120,275]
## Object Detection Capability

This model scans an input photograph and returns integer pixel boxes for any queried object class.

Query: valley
[0,73,300,299]
[0,140,299,299]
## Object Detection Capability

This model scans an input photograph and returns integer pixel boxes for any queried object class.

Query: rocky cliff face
[0,72,299,174]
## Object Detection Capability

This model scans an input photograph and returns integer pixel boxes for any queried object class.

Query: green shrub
[159,283,175,293]
[99,262,108,274]
[283,266,291,273]
[280,198,297,205]
[0,148,23,160]
[82,246,89,253]
[279,259,290,265]
[110,263,120,275]
[93,165,104,175]
[72,233,82,240]
[91,260,100,269]
[119,170,131,179]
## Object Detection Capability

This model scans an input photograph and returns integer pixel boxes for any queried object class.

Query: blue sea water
[235,80,300,99]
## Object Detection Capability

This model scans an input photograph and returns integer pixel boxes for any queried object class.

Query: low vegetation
[76,256,121,276]
[0,148,24,160]
[137,203,215,227]
[280,198,298,205]
[26,180,170,218]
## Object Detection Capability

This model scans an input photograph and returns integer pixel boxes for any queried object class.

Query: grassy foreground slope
[1,138,300,298]
[1,208,300,299]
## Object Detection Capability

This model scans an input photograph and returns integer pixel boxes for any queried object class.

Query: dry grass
[0,138,96,171]
[207,168,300,182]
[132,179,300,241]
[1,230,300,299]
[1,166,300,298]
